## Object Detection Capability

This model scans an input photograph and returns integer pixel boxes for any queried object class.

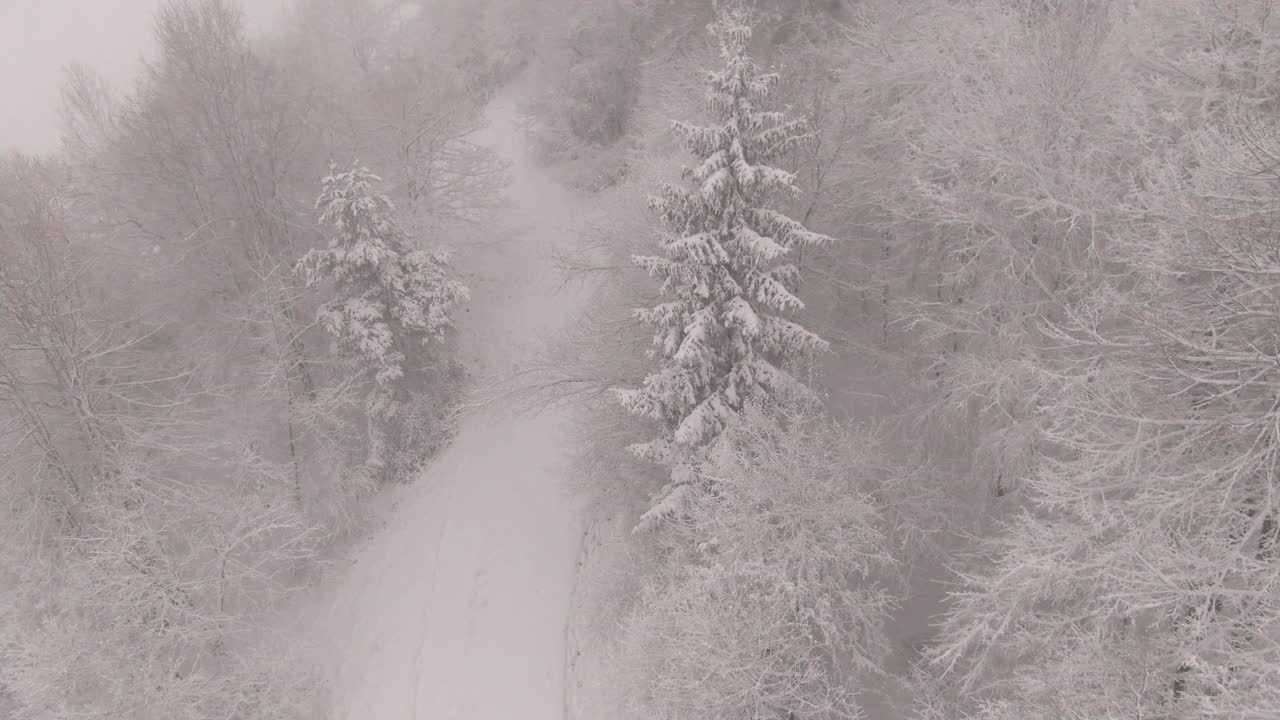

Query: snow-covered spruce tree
[298,162,468,476]
[615,7,833,531]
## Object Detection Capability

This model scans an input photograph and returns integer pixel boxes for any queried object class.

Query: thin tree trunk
[286,392,304,509]
[265,283,308,510]
[365,385,392,478]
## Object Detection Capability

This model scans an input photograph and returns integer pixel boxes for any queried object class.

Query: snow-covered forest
[2,0,1280,718]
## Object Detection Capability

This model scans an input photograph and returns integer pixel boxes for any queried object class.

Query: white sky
[0,0,283,155]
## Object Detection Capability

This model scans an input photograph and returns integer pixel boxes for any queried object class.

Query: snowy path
[321,89,589,720]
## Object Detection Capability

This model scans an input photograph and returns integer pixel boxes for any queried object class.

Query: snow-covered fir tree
[298,162,469,471]
[616,7,834,531]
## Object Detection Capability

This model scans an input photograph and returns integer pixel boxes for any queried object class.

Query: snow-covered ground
[316,87,592,720]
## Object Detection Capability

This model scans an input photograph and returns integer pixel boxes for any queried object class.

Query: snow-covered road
[321,88,590,720]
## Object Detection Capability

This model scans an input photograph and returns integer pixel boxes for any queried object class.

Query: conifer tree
[616,7,833,531]
[298,162,468,472]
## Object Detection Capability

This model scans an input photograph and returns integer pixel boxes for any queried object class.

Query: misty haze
[0,1,1278,719]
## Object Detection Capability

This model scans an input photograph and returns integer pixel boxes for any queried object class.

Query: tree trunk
[365,385,393,479]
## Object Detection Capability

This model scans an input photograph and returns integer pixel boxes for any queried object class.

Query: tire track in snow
[410,477,452,720]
